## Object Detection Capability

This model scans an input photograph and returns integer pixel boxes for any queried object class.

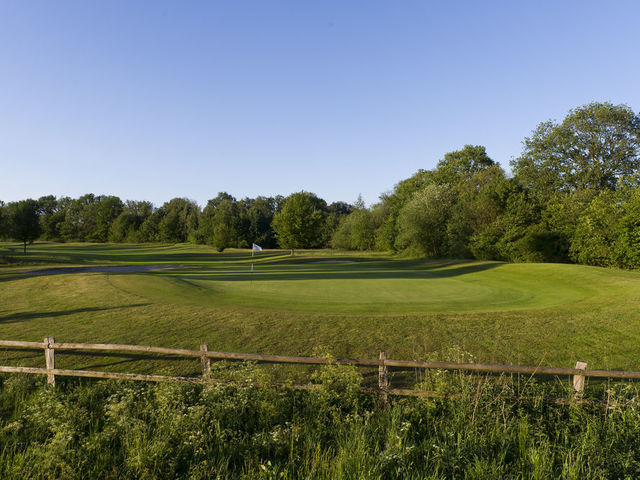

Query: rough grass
[2,242,640,374]
[2,362,640,480]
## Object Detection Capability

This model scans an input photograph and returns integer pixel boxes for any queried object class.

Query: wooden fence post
[200,344,211,377]
[573,360,587,397]
[44,336,55,387]
[379,350,388,406]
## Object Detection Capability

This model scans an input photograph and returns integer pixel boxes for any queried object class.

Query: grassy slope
[1,242,640,373]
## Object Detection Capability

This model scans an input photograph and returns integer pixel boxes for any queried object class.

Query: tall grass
[2,361,640,479]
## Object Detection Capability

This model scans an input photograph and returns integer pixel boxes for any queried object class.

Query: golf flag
[252,243,263,252]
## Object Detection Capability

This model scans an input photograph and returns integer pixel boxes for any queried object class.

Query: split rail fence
[1,337,640,400]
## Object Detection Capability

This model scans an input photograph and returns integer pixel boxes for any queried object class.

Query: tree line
[2,101,640,268]
[0,191,351,254]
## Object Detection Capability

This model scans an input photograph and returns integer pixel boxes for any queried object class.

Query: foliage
[4,367,640,479]
[569,191,623,267]
[272,192,327,252]
[432,144,496,185]
[5,199,41,254]
[331,208,378,251]
[615,188,640,268]
[156,198,200,243]
[109,200,154,243]
[395,184,455,256]
[512,102,640,196]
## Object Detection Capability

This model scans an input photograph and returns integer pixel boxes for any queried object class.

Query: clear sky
[1,1,639,208]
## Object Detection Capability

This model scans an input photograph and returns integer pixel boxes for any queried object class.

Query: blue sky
[1,1,639,207]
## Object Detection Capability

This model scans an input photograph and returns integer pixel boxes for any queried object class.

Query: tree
[60,194,96,241]
[87,196,124,242]
[210,199,240,251]
[371,200,396,252]
[330,207,377,251]
[512,102,640,198]
[569,191,622,266]
[395,184,455,256]
[272,192,326,253]
[327,201,352,216]
[0,200,6,239]
[156,198,200,243]
[37,195,64,240]
[615,188,640,268]
[198,193,241,250]
[446,163,507,258]
[109,200,154,242]
[7,199,41,254]
[433,145,496,185]
[244,196,278,248]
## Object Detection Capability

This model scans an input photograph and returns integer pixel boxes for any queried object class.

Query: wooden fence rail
[1,338,640,398]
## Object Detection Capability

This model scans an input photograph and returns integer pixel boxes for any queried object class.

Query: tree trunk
[290,249,294,256]
[23,242,27,255]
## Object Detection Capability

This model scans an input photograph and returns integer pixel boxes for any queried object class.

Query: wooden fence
[2,337,640,399]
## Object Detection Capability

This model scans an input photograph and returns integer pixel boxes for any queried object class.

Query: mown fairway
[1,242,640,372]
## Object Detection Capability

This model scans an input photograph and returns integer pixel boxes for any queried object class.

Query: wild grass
[2,360,640,479]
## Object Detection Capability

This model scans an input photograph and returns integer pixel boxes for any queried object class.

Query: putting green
[105,259,596,313]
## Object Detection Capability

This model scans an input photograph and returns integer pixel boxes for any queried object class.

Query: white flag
[252,243,263,252]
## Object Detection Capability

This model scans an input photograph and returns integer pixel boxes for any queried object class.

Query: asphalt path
[26,265,194,276]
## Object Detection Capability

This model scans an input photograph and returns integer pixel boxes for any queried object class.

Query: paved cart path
[26,265,197,276]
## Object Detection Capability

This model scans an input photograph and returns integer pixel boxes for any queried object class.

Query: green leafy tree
[156,198,200,243]
[322,201,352,248]
[570,191,622,266]
[369,173,434,254]
[331,207,377,251]
[7,199,42,254]
[446,164,507,258]
[60,194,96,241]
[87,196,124,242]
[109,201,153,242]
[433,145,496,185]
[512,102,640,198]
[607,179,640,268]
[37,195,65,241]
[494,189,544,262]
[272,192,326,253]
[211,199,240,251]
[468,180,539,262]
[138,211,162,242]
[0,200,6,239]
[395,184,455,256]
[244,196,278,248]
[370,203,393,251]
[536,189,597,262]
[198,193,241,250]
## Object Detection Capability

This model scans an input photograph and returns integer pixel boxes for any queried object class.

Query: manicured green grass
[2,242,640,372]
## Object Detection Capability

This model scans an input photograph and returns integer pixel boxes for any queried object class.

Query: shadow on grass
[168,260,503,282]
[0,303,151,324]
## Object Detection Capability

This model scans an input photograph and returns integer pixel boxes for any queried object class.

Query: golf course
[2,242,640,371]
